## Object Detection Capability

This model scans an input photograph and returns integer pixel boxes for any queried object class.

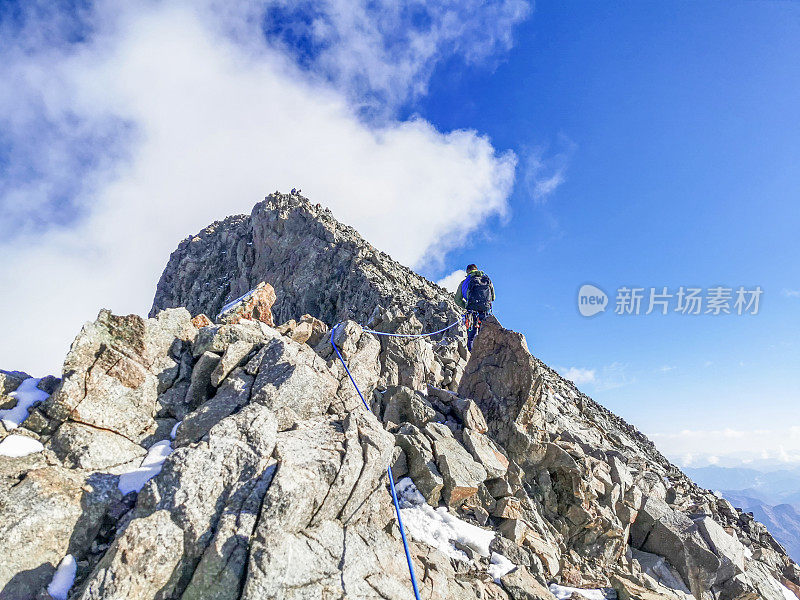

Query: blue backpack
[466,273,493,311]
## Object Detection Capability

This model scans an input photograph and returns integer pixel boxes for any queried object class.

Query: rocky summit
[1,192,798,600]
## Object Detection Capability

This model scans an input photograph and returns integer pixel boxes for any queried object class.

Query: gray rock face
[2,197,798,600]
[150,193,461,333]
[0,468,120,598]
[42,309,197,458]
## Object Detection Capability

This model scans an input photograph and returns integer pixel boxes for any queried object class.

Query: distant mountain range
[686,465,800,563]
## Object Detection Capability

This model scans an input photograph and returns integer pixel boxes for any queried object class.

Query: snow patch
[549,583,614,600]
[395,477,496,560]
[170,420,181,440]
[47,554,77,600]
[0,378,48,430]
[778,580,799,600]
[0,434,44,457]
[488,552,515,581]
[118,439,172,495]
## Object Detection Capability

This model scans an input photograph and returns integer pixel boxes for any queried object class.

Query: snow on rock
[396,477,495,560]
[47,554,77,600]
[549,583,615,600]
[0,434,44,457]
[170,420,182,440]
[118,439,173,495]
[488,552,515,581]
[778,580,799,600]
[0,377,48,430]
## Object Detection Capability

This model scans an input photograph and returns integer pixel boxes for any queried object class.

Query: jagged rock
[463,428,509,478]
[48,421,146,470]
[453,396,489,433]
[150,193,462,335]
[0,468,120,597]
[174,367,254,446]
[251,335,339,430]
[395,423,444,505]
[299,314,328,346]
[209,339,255,386]
[77,509,184,600]
[192,320,267,357]
[381,385,436,428]
[458,315,545,458]
[43,309,197,454]
[184,350,221,407]
[501,566,556,599]
[630,495,721,595]
[79,403,278,599]
[216,281,276,326]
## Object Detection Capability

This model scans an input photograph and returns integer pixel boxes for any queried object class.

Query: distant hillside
[721,492,800,563]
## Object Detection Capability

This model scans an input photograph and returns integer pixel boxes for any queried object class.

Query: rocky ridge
[0,192,797,600]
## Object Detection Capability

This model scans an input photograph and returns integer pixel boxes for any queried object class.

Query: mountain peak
[150,191,459,330]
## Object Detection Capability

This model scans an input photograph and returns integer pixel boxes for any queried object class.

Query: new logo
[578,284,608,317]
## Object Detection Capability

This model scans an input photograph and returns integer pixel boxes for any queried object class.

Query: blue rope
[361,317,462,338]
[330,322,422,600]
[330,323,371,412]
[388,465,422,600]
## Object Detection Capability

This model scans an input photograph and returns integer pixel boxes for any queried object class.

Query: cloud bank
[0,0,526,375]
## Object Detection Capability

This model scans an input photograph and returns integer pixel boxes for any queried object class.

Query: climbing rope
[360,317,462,339]
[329,317,462,600]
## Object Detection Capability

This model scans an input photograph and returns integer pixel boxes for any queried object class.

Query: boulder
[48,421,146,471]
[430,424,487,507]
[250,335,339,430]
[174,367,254,446]
[209,340,255,387]
[77,509,184,600]
[463,428,509,478]
[0,468,120,597]
[458,316,546,458]
[395,423,444,505]
[453,397,489,433]
[184,351,221,408]
[630,495,721,595]
[500,566,557,599]
[216,281,276,326]
[191,314,213,328]
[79,403,278,599]
[381,386,436,428]
[43,309,197,455]
[299,314,328,346]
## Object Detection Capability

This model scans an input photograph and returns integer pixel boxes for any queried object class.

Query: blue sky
[1,0,798,466]
[418,1,800,465]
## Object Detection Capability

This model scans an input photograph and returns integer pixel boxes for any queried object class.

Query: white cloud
[437,270,466,292]
[650,427,800,467]
[522,136,576,203]
[0,1,523,376]
[558,367,596,386]
[657,365,676,373]
[782,289,800,298]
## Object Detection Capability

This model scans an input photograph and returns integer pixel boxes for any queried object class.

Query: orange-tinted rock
[217,282,276,326]
[191,314,213,328]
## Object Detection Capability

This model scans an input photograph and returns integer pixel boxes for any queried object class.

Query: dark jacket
[455,270,495,309]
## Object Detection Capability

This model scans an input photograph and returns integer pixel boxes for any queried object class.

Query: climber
[454,264,495,351]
